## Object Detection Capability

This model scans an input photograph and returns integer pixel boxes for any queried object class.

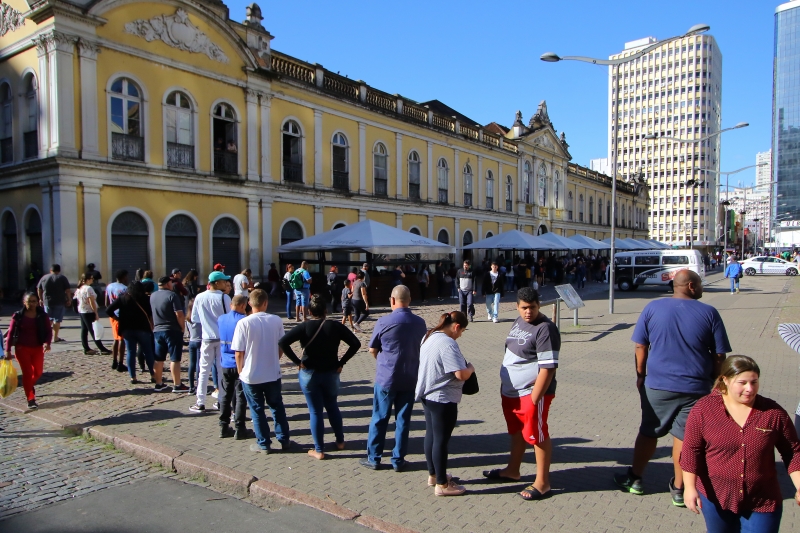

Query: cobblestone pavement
[2,270,799,532]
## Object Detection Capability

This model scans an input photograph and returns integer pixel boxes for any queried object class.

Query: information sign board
[554,284,585,310]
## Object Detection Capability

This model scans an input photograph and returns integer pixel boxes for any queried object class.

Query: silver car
[740,256,799,276]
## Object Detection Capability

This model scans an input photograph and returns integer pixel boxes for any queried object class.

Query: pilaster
[314,109,323,188]
[314,205,323,235]
[247,199,260,277]
[44,31,78,157]
[395,212,402,229]
[358,122,366,193]
[259,94,271,182]
[453,149,460,206]
[359,209,367,222]
[77,40,101,160]
[427,215,434,240]
[51,182,79,280]
[40,185,52,268]
[34,39,50,157]
[82,185,102,273]
[426,141,433,202]
[395,132,403,198]
[476,156,483,210]
[245,89,259,181]
[454,218,461,254]
[261,200,273,268]
[477,220,483,241]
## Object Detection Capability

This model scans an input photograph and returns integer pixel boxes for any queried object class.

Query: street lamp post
[541,23,710,314]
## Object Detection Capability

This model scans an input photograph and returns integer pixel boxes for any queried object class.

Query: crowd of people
[4,260,800,529]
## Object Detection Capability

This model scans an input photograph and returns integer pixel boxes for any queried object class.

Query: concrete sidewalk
[2,271,798,532]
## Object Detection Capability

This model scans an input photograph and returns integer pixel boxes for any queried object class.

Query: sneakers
[487,313,492,321]
[359,457,380,470]
[434,480,466,496]
[212,402,219,410]
[353,325,363,333]
[219,425,235,438]
[172,383,190,393]
[154,383,170,392]
[492,318,498,323]
[613,468,644,495]
[84,349,98,355]
[100,349,112,355]
[736,287,740,293]
[189,404,206,413]
[188,387,197,395]
[234,427,255,440]
[111,360,118,370]
[211,389,219,399]
[469,316,474,322]
[27,399,38,410]
[249,443,270,454]
[669,477,685,507]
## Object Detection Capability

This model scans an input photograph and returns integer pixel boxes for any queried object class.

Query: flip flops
[519,485,551,501]
[482,469,520,483]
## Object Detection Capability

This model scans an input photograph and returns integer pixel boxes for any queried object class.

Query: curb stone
[356,515,420,533]
[249,479,360,520]
[112,433,183,472]
[173,453,256,499]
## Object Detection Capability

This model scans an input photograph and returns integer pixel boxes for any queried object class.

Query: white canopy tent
[534,232,580,250]
[568,234,611,250]
[462,229,564,251]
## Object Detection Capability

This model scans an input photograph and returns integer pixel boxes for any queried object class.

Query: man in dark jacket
[456,260,477,322]
[482,260,505,323]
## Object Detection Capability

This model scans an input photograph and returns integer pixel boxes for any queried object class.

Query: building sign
[780,220,800,227]
[555,284,585,310]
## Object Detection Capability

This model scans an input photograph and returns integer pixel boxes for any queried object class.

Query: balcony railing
[167,142,194,169]
[111,133,144,162]
[374,178,388,196]
[409,183,420,200]
[438,189,448,204]
[463,193,472,207]
[333,171,349,191]
[506,200,513,212]
[213,150,238,175]
[0,137,12,164]
[23,131,38,160]
[486,197,493,210]
[283,162,302,183]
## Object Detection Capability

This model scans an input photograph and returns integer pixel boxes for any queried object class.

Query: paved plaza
[2,271,800,532]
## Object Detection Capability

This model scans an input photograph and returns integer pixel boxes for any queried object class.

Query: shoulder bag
[300,319,326,365]
[462,364,479,395]
[134,298,154,332]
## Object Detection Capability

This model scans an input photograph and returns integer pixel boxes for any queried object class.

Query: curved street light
[644,122,749,144]
[540,23,710,314]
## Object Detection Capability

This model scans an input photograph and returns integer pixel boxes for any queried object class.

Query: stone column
[427,141,434,202]
[395,212,402,229]
[358,122,366,193]
[261,200,273,268]
[358,209,367,222]
[34,38,50,157]
[314,205,323,235]
[247,199,260,277]
[245,89,259,181]
[77,40,101,160]
[498,161,504,212]
[259,94,272,182]
[477,220,483,242]
[51,182,79,280]
[314,109,323,187]
[427,215,434,240]
[46,31,78,157]
[395,132,403,198]
[453,149,460,206]
[454,218,461,257]
[40,184,52,268]
[82,185,102,273]
[476,156,483,210]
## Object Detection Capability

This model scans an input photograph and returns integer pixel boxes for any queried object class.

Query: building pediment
[124,8,229,63]
[522,128,572,160]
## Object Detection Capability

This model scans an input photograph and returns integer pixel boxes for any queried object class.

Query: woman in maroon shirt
[681,355,800,532]
[4,292,52,409]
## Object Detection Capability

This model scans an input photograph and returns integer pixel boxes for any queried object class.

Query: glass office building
[774,1,800,225]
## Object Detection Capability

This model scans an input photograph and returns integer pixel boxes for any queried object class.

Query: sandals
[519,485,551,501]
[482,469,520,483]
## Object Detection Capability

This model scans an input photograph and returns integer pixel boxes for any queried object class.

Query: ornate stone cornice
[77,39,101,59]
[124,8,229,64]
[34,30,79,55]
[0,3,25,38]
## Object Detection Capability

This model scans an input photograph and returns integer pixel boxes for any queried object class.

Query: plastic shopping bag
[92,320,105,340]
[0,359,18,399]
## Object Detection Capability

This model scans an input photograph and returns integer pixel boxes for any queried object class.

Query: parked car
[740,256,799,276]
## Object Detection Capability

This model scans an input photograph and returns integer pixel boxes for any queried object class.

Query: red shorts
[502,394,554,445]
[108,317,122,341]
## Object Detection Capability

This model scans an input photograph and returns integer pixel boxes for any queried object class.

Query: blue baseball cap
[208,271,231,282]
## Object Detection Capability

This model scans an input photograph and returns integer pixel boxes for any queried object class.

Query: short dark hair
[463,259,471,266]
[115,269,128,282]
[308,294,327,318]
[51,264,61,272]
[356,271,365,280]
[491,259,498,266]
[516,287,540,304]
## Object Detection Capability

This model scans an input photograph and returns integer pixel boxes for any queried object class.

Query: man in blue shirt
[292,261,313,322]
[724,257,743,294]
[614,269,731,507]
[217,295,250,439]
[360,285,427,471]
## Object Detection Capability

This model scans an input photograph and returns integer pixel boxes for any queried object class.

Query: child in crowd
[341,279,355,330]
[185,298,203,395]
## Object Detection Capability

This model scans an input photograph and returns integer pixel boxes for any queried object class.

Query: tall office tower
[756,150,772,194]
[773,1,800,231]
[608,34,722,247]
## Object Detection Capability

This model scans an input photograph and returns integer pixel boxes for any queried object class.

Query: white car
[740,256,799,276]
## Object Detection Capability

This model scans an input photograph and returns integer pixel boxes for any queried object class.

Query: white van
[614,249,705,291]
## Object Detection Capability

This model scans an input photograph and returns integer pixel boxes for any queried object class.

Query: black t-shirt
[278,319,361,372]
[37,273,70,306]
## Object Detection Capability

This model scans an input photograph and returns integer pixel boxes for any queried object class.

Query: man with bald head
[615,269,731,507]
[360,285,428,471]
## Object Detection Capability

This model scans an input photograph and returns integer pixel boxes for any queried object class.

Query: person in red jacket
[4,292,52,409]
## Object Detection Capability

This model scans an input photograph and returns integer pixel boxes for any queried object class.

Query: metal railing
[506,200,513,212]
[23,131,38,159]
[374,178,388,196]
[213,150,238,175]
[485,197,493,210]
[167,142,194,169]
[111,133,144,162]
[463,193,472,207]
[283,162,303,183]
[409,183,420,200]
[333,171,349,191]
[438,189,448,204]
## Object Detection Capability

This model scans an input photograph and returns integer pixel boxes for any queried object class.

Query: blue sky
[229,0,776,187]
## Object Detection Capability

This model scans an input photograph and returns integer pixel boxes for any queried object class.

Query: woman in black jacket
[4,292,52,408]
[279,294,361,459]
[482,260,505,323]
[106,281,154,384]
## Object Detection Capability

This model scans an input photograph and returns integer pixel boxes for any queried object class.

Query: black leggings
[353,300,368,324]
[79,312,107,352]
[422,399,458,485]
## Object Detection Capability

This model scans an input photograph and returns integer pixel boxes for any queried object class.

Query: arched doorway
[437,229,449,244]
[2,212,18,292]
[111,211,150,274]
[331,223,348,269]
[462,230,473,262]
[280,221,305,266]
[536,225,548,235]
[409,227,421,236]
[26,211,42,287]
[212,217,241,274]
[165,214,198,276]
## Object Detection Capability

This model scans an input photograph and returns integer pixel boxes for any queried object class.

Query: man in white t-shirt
[105,269,129,370]
[232,288,291,453]
[232,269,252,298]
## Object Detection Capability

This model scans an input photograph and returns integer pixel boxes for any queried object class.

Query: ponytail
[423,311,468,342]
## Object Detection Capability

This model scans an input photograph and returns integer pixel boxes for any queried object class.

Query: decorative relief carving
[0,3,25,37]
[33,31,78,55]
[77,39,100,59]
[533,136,554,149]
[124,8,229,64]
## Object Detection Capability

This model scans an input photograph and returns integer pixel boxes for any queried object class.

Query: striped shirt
[500,315,560,397]
[415,332,468,403]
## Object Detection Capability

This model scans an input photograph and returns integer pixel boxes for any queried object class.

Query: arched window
[213,103,237,175]
[554,171,560,208]
[485,170,494,209]
[629,206,633,228]
[2,212,18,290]
[408,151,421,200]
[1,82,14,164]
[22,75,38,160]
[463,230,473,247]
[598,199,603,225]
[281,221,304,245]
[374,142,388,196]
[538,163,547,206]
[332,132,348,191]
[621,203,626,227]
[615,201,619,225]
[505,175,513,212]
[165,91,194,169]
[607,202,612,226]
[26,210,42,274]
[589,196,594,224]
[437,158,448,204]
[463,163,473,206]
[485,232,494,239]
[437,229,449,244]
[213,217,240,274]
[331,222,348,265]
[111,212,149,273]
[579,194,585,222]
[109,77,143,161]
[165,215,198,276]
[282,120,302,182]
[523,161,532,204]
[409,227,421,236]
[567,192,574,221]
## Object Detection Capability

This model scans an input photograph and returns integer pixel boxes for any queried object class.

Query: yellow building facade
[0,0,647,290]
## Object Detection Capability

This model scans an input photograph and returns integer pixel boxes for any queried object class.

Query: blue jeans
[729,277,740,292]
[154,330,184,362]
[123,330,154,380]
[188,341,201,390]
[295,288,310,307]
[485,293,501,320]
[458,290,474,318]
[699,493,781,533]
[285,290,294,319]
[297,369,344,453]
[366,384,415,467]
[241,380,290,450]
